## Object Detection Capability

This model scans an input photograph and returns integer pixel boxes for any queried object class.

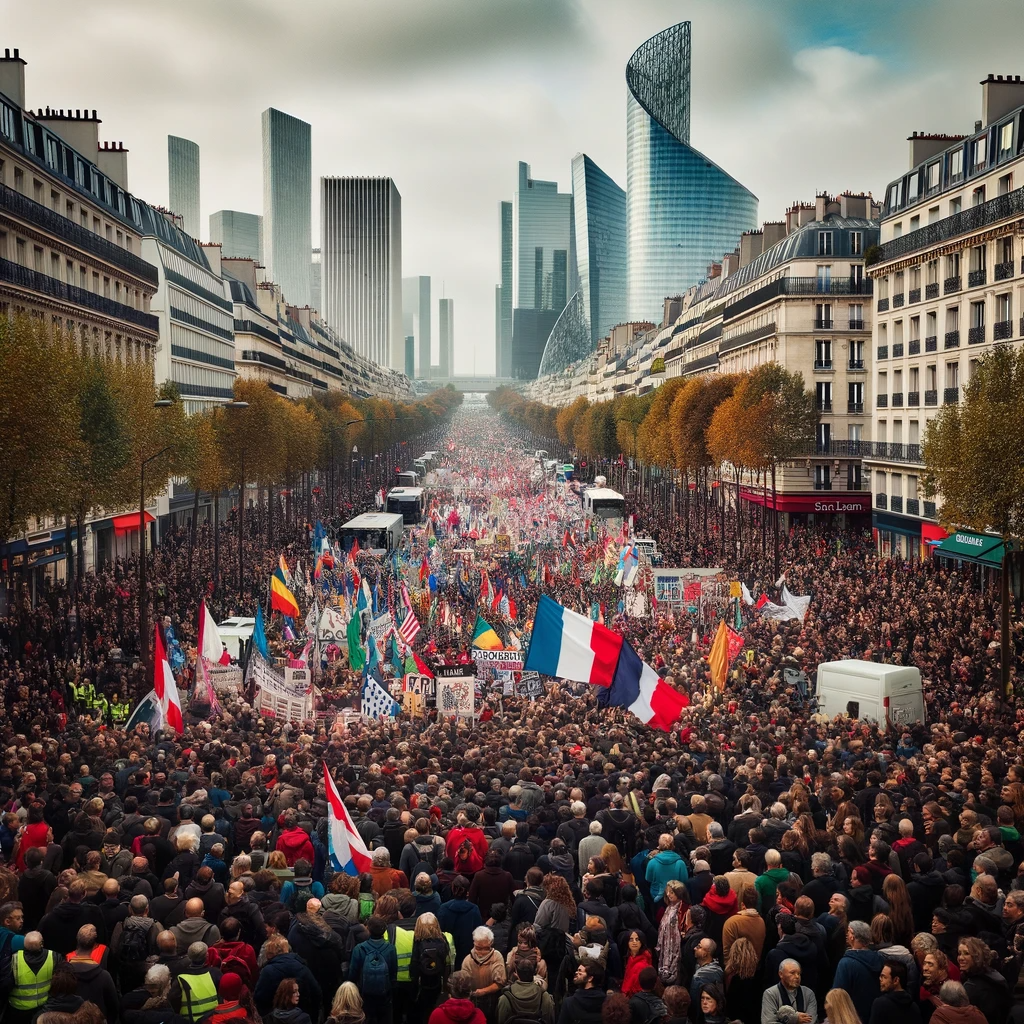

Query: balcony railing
[968,268,987,288]
[925,282,939,299]
[925,335,938,352]
[877,184,1024,263]
[849,318,865,330]
[0,257,159,332]
[924,500,937,518]
[877,345,888,360]
[945,276,962,294]
[876,493,887,510]
[893,293,905,308]
[909,339,921,355]
[968,325,986,344]
[814,318,834,330]
[925,390,938,406]
[849,359,865,370]
[892,392,904,407]
[723,275,872,321]
[995,260,1015,281]
[907,390,920,406]
[0,183,159,286]
[890,495,904,513]
[944,386,960,404]
[994,319,1013,340]
[877,297,890,312]
[817,401,833,413]
[905,497,920,517]
[877,394,888,408]
[944,330,960,348]
[909,287,921,303]
[863,442,923,464]
[813,360,833,370]
[848,401,864,414]
[813,479,833,492]
[893,342,904,357]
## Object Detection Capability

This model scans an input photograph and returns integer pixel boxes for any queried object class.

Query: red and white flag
[398,608,421,645]
[153,624,183,734]
[199,600,231,666]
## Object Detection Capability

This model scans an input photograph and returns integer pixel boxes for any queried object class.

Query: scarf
[656,902,681,982]
[777,983,805,1012]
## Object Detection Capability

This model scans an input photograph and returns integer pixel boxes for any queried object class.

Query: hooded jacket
[557,985,606,1024]
[645,849,688,903]
[832,947,883,1023]
[39,900,106,954]
[68,958,119,1022]
[437,899,484,963]
[847,884,888,924]
[274,827,314,867]
[867,987,919,1024]
[907,870,947,931]
[320,891,359,923]
[754,866,790,912]
[286,913,345,981]
[414,889,442,917]
[498,978,555,1024]
[171,916,221,953]
[766,932,825,993]
[253,951,322,1020]
[429,997,486,1024]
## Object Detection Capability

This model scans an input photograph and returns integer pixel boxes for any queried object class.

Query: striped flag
[323,763,372,876]
[398,608,421,645]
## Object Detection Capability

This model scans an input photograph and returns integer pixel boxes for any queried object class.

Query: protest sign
[404,673,436,700]
[251,654,312,721]
[517,671,545,699]
[369,613,394,645]
[436,665,475,718]
[471,649,524,672]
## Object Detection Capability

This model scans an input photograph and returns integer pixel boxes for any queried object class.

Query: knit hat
[853,865,872,885]
[219,973,245,1001]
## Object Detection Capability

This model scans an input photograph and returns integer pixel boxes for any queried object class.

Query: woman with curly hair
[532,874,575,933]
[322,871,361,922]
[504,923,549,990]
[958,936,1011,1024]
[724,936,761,1024]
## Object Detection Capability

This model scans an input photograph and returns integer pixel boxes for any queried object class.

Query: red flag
[153,624,183,734]
[412,650,434,678]
[726,627,744,664]
[419,556,430,584]
[683,581,702,602]
[755,593,769,610]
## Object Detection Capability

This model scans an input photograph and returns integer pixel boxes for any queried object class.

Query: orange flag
[708,619,729,692]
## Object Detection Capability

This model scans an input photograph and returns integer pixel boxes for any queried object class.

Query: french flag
[323,763,372,875]
[524,595,688,731]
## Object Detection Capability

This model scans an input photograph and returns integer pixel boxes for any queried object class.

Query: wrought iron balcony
[907,391,920,406]
[905,497,920,516]
[893,293,905,307]
[814,318,834,330]
[893,342,904,357]
[925,282,939,299]
[909,287,921,303]
[722,275,872,321]
[968,325,986,344]
[945,276,962,294]
[865,442,923,464]
[968,268,987,288]
[848,359,865,370]
[890,495,904,513]
[849,319,865,330]
[995,260,1014,281]
[813,360,833,370]
[944,386,960,404]
[876,492,887,510]
[877,394,888,408]
[892,392,904,407]
[925,390,938,406]
[925,336,938,352]
[924,500,937,518]
[944,330,960,348]
[877,345,889,360]
[994,319,1013,340]
[848,401,864,414]
[814,478,834,492]
[817,401,833,413]
[909,339,921,355]
[0,257,159,332]
[877,297,890,312]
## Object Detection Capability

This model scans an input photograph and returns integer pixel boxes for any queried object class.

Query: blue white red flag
[323,763,372,875]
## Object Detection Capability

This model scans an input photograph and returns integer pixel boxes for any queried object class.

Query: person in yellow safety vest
[69,678,96,712]
[403,911,455,1016]
[173,941,220,1022]
[109,693,131,726]
[6,932,57,1024]
[388,899,455,1022]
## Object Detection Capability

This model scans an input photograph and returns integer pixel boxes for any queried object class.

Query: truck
[339,512,405,555]
[394,469,420,487]
[815,660,925,727]
[582,477,626,525]
[386,486,426,525]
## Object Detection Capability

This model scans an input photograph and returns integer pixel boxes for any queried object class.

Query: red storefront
[740,488,871,527]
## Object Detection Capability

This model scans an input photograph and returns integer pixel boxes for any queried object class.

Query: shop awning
[935,530,1007,566]
[112,511,155,536]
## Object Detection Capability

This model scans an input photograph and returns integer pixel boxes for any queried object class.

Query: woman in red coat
[14,802,52,872]
[621,931,655,997]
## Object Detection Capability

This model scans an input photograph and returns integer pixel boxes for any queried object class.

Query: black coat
[801,875,841,917]
[40,901,107,954]
[907,871,947,933]
[962,971,1011,1024]
[868,989,921,1024]
[287,914,345,998]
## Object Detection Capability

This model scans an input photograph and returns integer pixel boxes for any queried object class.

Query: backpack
[118,924,150,965]
[501,990,546,1024]
[358,895,375,922]
[360,944,391,997]
[416,937,448,982]
[414,839,440,871]
[288,880,316,913]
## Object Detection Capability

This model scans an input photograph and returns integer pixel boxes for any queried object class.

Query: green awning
[935,531,1006,566]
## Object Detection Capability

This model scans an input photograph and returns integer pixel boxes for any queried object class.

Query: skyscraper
[402,276,431,378]
[310,248,321,312]
[168,135,200,238]
[262,107,311,307]
[496,200,513,376]
[625,22,757,323]
[321,176,403,369]
[209,210,262,262]
[438,297,454,379]
[513,162,571,311]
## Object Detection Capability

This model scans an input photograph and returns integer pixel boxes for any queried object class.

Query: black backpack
[288,880,316,912]
[118,924,150,965]
[416,936,448,982]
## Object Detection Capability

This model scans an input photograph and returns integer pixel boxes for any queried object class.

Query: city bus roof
[584,487,625,501]
[341,513,405,530]
[386,487,424,499]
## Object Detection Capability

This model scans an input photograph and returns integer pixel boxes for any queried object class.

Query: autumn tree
[556,396,589,448]
[924,344,1024,696]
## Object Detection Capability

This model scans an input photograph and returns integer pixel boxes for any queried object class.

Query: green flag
[347,614,365,671]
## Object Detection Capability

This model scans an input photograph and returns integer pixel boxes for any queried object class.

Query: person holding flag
[322,763,372,875]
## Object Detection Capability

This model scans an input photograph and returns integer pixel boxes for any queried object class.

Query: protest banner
[517,670,545,699]
[369,613,394,646]
[471,649,524,672]
[404,673,436,701]
[205,663,244,696]
[251,654,312,721]
[436,665,475,718]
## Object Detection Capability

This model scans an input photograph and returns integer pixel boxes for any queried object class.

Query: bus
[386,486,426,525]
[583,477,626,525]
[339,513,405,555]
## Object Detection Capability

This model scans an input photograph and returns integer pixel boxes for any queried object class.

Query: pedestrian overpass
[419,376,517,393]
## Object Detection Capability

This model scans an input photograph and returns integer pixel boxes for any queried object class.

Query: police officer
[69,676,96,715]
[109,693,130,727]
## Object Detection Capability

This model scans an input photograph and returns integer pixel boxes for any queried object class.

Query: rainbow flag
[270,566,300,618]
[472,615,502,651]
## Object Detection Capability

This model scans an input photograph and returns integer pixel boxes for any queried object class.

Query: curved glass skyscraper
[626,22,758,323]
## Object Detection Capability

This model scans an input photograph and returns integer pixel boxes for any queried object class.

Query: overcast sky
[7,0,1024,374]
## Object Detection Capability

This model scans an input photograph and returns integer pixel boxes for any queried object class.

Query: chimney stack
[980,73,1024,128]
[0,47,27,110]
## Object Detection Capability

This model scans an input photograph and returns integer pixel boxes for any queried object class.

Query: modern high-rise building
[310,248,321,312]
[438,298,454,379]
[168,135,200,238]
[402,276,431,377]
[625,22,758,323]
[513,162,572,311]
[321,176,403,369]
[262,107,311,307]
[496,200,513,377]
[209,210,263,262]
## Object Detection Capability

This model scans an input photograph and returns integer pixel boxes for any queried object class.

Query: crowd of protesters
[0,409,1020,1024]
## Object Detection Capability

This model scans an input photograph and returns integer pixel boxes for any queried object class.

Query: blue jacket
[414,890,442,918]
[253,951,322,1019]
[348,937,398,993]
[645,850,688,902]
[832,947,883,1024]
[437,899,483,963]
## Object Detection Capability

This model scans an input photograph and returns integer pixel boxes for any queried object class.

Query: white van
[340,513,405,554]
[217,617,255,663]
[583,477,626,524]
[632,537,662,565]
[815,660,925,727]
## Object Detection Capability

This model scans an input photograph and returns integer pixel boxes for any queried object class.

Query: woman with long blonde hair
[326,981,365,1024]
[823,988,862,1024]
[724,937,762,1024]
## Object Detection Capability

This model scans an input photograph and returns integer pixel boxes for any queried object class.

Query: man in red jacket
[274,811,313,867]
[444,806,488,876]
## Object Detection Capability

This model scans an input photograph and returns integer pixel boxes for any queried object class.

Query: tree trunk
[189,486,200,575]
[772,463,779,580]
[213,490,221,601]
[65,513,75,599]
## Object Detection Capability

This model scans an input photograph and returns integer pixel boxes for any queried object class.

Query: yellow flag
[708,619,729,692]
[729,581,741,599]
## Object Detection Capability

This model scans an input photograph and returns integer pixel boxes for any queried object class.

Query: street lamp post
[340,418,363,507]
[224,401,250,601]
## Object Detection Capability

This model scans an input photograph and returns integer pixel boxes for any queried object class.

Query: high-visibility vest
[179,970,219,1021]
[390,924,455,981]
[9,950,54,1010]
[111,702,130,723]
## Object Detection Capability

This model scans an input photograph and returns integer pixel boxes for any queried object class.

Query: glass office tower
[402,275,431,378]
[262,108,312,307]
[497,200,513,377]
[209,210,263,262]
[626,22,757,323]
[168,136,200,238]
